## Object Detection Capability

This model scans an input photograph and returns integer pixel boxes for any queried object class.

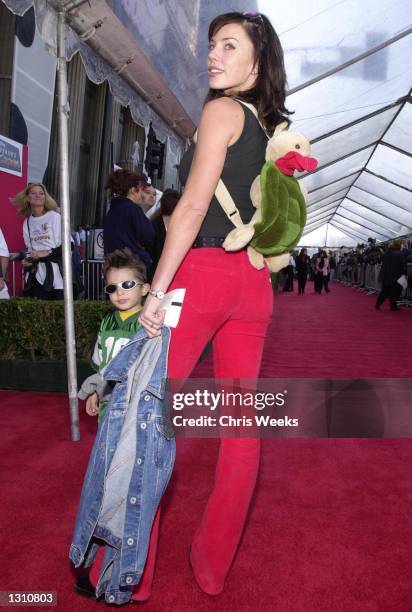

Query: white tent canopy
[104,0,412,247]
[3,0,412,247]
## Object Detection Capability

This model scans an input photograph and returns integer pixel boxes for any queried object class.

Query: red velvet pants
[90,248,273,597]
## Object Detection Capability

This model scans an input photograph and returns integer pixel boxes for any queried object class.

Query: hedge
[0,298,113,361]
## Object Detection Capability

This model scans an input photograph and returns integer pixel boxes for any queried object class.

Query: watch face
[157,291,165,299]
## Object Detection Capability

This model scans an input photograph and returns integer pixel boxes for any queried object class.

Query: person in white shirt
[11,182,64,299]
[0,227,10,299]
[315,249,330,294]
[283,252,296,292]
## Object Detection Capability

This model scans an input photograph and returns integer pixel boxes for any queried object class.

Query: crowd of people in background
[1,169,180,300]
[2,172,411,307]
[278,239,411,307]
[281,247,336,295]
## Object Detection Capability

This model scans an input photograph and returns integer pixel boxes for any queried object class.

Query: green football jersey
[92,309,142,372]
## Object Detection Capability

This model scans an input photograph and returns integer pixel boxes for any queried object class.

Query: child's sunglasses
[104,279,144,294]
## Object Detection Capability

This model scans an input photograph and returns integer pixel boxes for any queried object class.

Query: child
[81,248,149,422]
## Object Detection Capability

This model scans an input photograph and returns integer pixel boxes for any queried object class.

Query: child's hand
[86,392,99,416]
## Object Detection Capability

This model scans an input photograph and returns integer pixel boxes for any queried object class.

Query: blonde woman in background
[11,183,64,299]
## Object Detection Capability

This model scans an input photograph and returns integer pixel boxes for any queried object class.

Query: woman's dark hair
[205,12,292,135]
[103,248,147,283]
[105,169,147,199]
[298,248,307,258]
[160,189,180,216]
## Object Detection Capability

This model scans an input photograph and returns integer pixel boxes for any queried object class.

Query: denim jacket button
[144,395,150,401]
[126,576,133,584]
[130,497,137,504]
[136,457,142,465]
[108,595,115,603]
[140,423,147,430]
[127,538,134,545]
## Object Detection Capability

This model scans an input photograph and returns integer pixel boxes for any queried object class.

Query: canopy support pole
[57,9,79,441]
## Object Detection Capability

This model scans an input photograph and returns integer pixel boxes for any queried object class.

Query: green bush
[0,298,112,361]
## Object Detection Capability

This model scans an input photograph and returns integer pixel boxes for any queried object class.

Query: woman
[296,248,310,294]
[11,182,63,300]
[141,11,291,597]
[103,169,155,278]
[315,249,330,294]
[282,252,296,292]
[86,11,291,601]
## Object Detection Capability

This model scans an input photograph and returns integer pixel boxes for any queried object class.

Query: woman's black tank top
[178,103,268,238]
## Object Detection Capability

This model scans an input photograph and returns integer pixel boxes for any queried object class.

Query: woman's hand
[139,294,166,337]
[31,250,51,260]
[85,392,99,416]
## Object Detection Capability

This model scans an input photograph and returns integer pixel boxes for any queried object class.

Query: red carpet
[1,283,411,611]
[196,281,412,378]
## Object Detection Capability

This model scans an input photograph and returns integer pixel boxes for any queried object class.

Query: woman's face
[208,23,257,95]
[27,185,46,215]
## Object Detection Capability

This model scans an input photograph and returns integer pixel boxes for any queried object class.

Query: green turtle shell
[250,161,307,255]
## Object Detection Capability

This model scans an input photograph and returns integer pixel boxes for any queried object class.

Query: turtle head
[266,123,311,162]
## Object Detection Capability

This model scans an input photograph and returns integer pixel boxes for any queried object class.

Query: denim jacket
[70,326,175,605]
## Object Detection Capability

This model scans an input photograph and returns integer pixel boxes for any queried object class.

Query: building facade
[0,2,183,229]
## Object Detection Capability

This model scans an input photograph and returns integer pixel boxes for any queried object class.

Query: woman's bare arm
[153,97,243,289]
[140,97,244,335]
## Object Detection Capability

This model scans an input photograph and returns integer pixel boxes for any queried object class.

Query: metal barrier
[82,259,104,300]
[337,263,381,292]
[7,259,23,297]
[5,258,105,300]
[8,257,412,306]
[337,261,412,307]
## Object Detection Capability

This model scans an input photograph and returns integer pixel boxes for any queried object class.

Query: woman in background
[315,249,330,294]
[296,247,310,294]
[11,183,63,300]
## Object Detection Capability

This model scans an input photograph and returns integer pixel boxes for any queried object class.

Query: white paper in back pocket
[158,288,186,327]
[397,275,407,290]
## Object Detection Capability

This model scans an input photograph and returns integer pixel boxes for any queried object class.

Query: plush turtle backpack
[214,101,318,272]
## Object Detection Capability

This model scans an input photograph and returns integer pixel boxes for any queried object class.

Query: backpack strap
[214,179,244,229]
[192,99,268,229]
[192,130,243,228]
[234,99,270,139]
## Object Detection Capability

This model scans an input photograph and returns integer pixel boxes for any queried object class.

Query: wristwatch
[149,289,165,299]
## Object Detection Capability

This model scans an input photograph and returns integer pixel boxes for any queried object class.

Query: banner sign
[0,135,23,177]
